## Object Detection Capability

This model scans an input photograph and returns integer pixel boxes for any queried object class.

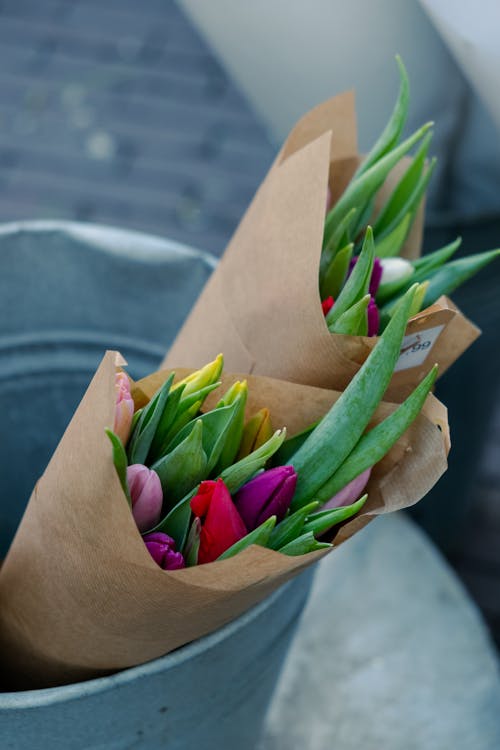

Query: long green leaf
[372,130,432,235]
[290,284,417,509]
[354,55,410,177]
[217,516,277,560]
[314,365,438,503]
[268,502,319,551]
[152,420,208,506]
[105,428,131,506]
[328,294,370,336]
[127,374,174,464]
[323,122,433,251]
[220,429,286,494]
[279,532,331,556]
[422,249,500,307]
[303,495,367,536]
[320,243,354,299]
[325,228,375,326]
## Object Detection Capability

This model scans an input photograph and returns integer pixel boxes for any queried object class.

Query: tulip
[321,296,334,316]
[234,466,297,531]
[237,407,273,460]
[322,467,372,510]
[173,354,223,397]
[127,464,163,533]
[190,479,247,564]
[143,532,185,570]
[367,297,380,336]
[114,371,135,446]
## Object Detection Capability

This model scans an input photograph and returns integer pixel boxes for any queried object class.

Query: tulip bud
[367,298,380,337]
[143,532,185,570]
[114,371,135,446]
[234,466,297,531]
[190,479,247,564]
[322,467,372,510]
[237,408,273,460]
[127,464,163,533]
[321,296,334,316]
[173,354,224,397]
[370,257,383,296]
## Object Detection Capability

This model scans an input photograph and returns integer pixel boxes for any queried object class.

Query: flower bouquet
[163,59,498,398]
[0,288,448,689]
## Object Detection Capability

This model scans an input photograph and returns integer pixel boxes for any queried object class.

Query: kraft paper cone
[0,352,448,689]
[163,91,479,398]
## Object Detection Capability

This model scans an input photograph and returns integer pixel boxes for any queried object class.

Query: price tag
[395,325,445,372]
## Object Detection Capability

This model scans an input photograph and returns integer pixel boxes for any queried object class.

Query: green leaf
[268,502,319,551]
[152,420,208,506]
[375,156,437,248]
[323,121,432,252]
[328,294,370,336]
[422,249,500,308]
[319,242,354,299]
[217,516,277,560]
[321,207,357,273]
[278,532,332,556]
[212,382,248,475]
[290,284,418,509]
[273,423,318,466]
[314,365,438,503]
[127,374,174,465]
[183,517,201,566]
[411,238,461,275]
[374,213,412,259]
[325,228,375,326]
[355,55,410,177]
[303,495,367,536]
[165,402,239,477]
[372,130,432,236]
[220,429,287,494]
[105,428,131,506]
[153,489,196,551]
[161,381,221,447]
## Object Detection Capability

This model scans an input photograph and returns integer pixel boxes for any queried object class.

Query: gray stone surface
[261,514,500,750]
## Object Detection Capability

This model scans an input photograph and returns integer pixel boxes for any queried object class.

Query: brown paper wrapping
[163,91,479,398]
[0,352,448,688]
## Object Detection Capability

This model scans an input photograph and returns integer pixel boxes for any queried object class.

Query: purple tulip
[367,298,380,337]
[369,257,383,296]
[323,468,372,510]
[127,464,163,533]
[143,532,185,570]
[234,466,297,530]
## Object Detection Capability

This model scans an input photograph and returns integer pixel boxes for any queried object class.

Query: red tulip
[190,479,247,564]
[322,296,335,316]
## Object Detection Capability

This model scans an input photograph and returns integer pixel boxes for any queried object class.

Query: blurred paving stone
[260,514,500,750]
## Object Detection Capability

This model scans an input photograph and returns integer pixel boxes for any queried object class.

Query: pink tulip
[114,371,135,446]
[127,464,163,533]
[323,468,372,510]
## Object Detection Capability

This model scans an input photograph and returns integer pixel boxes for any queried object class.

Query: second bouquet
[0,288,448,689]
